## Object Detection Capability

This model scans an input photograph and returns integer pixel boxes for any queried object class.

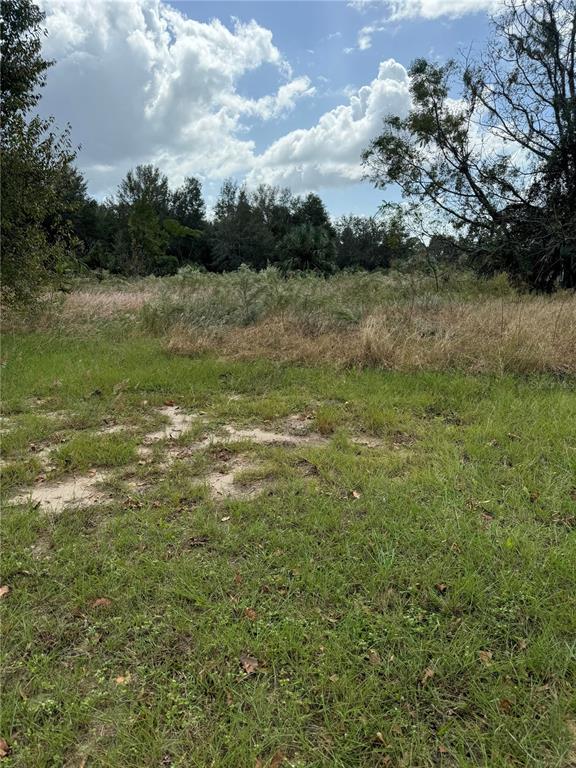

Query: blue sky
[38,0,495,217]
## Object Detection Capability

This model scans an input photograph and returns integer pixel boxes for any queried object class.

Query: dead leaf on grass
[0,586,10,599]
[434,583,448,595]
[115,674,131,685]
[240,654,259,675]
[479,650,493,666]
[0,738,10,758]
[269,751,286,767]
[438,744,449,755]
[367,650,381,666]
[499,698,513,713]
[244,607,257,621]
[91,597,112,608]
[221,516,231,522]
[351,490,361,499]
[420,667,435,685]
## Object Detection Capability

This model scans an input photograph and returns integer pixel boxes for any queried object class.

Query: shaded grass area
[1,332,575,767]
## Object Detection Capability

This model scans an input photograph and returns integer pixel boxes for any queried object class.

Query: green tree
[363,0,576,291]
[277,224,336,274]
[211,180,274,270]
[335,216,391,270]
[169,176,211,267]
[0,0,50,122]
[1,0,77,304]
[113,165,171,274]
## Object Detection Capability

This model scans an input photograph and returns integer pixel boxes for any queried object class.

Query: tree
[211,180,275,270]
[335,216,392,270]
[0,0,50,122]
[117,164,171,217]
[363,0,576,290]
[1,0,77,304]
[293,193,335,235]
[169,176,211,266]
[277,224,337,274]
[112,165,171,274]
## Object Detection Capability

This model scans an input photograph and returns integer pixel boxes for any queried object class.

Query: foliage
[363,0,576,291]
[277,223,337,274]
[0,0,77,304]
[0,0,50,122]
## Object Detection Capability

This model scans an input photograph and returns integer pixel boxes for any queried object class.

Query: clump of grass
[54,433,137,471]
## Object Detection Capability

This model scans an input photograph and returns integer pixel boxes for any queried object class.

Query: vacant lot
[1,277,575,767]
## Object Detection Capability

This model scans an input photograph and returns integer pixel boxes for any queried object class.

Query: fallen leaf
[420,667,435,685]
[438,744,449,754]
[164,399,176,407]
[498,698,513,713]
[374,732,386,744]
[115,674,131,685]
[367,650,381,666]
[329,674,339,682]
[244,608,257,621]
[91,597,112,608]
[269,751,286,767]
[255,760,264,768]
[351,490,361,499]
[434,583,448,595]
[517,638,528,651]
[234,572,243,585]
[0,738,10,759]
[221,516,231,523]
[240,654,259,675]
[479,650,493,666]
[0,586,10,599]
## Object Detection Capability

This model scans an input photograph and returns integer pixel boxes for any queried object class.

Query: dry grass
[166,294,576,375]
[62,289,156,318]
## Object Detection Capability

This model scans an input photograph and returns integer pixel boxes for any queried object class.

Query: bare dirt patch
[11,471,108,514]
[206,456,264,500]
[144,406,201,442]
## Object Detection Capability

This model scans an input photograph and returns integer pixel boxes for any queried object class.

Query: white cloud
[248,59,411,191]
[346,0,499,50]
[385,0,499,18]
[348,0,499,19]
[38,0,313,197]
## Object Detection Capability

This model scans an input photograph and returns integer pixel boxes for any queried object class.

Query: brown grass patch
[166,295,576,375]
[62,290,155,318]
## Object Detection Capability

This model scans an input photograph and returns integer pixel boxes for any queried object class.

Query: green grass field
[1,331,575,767]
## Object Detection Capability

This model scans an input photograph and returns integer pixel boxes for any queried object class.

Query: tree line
[1,0,574,305]
[67,167,423,278]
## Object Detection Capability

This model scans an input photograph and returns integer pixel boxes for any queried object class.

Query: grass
[1,328,575,767]
[9,267,574,375]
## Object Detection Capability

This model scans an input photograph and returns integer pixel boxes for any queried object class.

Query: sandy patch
[11,471,107,513]
[206,456,263,500]
[97,423,129,435]
[144,406,200,442]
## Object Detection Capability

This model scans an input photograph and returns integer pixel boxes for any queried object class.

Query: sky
[37,0,499,216]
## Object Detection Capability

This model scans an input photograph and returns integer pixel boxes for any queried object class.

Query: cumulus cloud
[248,59,411,191]
[347,0,500,50]
[384,0,499,18]
[349,0,499,15]
[37,0,313,197]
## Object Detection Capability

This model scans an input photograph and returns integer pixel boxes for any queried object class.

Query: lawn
[1,331,575,767]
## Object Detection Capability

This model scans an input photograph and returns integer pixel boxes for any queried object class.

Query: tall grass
[5,267,574,375]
